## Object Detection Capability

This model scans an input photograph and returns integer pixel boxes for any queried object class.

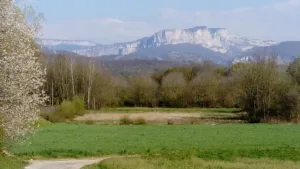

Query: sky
[29,0,300,44]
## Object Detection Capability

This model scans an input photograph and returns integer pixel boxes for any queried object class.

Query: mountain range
[39,26,300,64]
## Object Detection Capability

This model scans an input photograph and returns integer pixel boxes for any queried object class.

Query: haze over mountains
[39,26,300,64]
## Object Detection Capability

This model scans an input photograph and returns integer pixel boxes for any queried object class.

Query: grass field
[0,156,26,169]
[84,157,300,169]
[11,123,300,161]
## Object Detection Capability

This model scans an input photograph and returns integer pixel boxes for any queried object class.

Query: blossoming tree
[0,0,46,145]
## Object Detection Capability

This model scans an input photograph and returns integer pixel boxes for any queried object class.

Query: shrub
[119,116,134,125]
[167,119,175,125]
[72,96,85,116]
[58,100,77,119]
[84,120,96,125]
[120,117,147,125]
[41,96,85,123]
[189,118,198,124]
[40,112,65,123]
[134,117,147,125]
[36,118,51,127]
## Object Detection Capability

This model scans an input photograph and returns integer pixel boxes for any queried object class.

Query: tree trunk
[70,58,75,96]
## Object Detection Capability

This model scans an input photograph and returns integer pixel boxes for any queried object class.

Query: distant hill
[233,41,300,64]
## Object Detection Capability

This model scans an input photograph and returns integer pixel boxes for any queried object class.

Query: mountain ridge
[38,26,300,64]
[39,26,277,57]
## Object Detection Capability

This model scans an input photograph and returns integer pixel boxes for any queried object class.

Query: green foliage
[72,96,85,116]
[277,86,300,122]
[42,96,85,122]
[287,57,300,85]
[237,59,290,122]
[214,68,228,76]
[44,54,300,122]
[229,62,251,75]
[59,100,78,119]
[11,123,300,161]
[36,118,51,127]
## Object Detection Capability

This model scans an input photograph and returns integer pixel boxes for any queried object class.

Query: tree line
[44,54,300,123]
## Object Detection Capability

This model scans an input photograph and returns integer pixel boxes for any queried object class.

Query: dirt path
[24,158,107,169]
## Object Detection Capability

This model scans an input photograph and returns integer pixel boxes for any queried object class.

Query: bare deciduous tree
[161,72,186,107]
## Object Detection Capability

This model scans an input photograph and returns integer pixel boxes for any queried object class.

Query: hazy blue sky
[30,0,300,43]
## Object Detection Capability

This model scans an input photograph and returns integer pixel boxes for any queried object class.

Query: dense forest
[43,54,300,122]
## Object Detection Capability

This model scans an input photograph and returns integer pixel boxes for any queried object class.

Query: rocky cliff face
[39,26,277,58]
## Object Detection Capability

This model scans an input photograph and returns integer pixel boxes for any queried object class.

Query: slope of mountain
[39,26,277,62]
[233,41,300,64]
[39,39,99,51]
[125,43,228,63]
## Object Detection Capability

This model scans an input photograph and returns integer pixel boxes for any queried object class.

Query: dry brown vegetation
[75,111,242,125]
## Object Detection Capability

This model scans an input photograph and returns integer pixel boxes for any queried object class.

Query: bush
[72,96,85,116]
[83,120,96,125]
[167,119,175,125]
[134,117,147,125]
[40,112,65,123]
[59,100,77,119]
[119,116,134,125]
[120,117,147,125]
[36,118,51,127]
[41,96,85,123]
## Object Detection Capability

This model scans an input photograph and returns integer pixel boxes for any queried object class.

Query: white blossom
[0,0,47,143]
